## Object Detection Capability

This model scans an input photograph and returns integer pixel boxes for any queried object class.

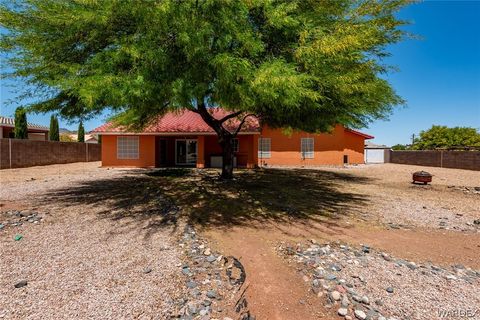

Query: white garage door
[365,149,385,163]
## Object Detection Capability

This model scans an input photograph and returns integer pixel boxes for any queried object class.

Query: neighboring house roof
[92,108,374,139]
[0,116,49,131]
[92,109,261,134]
[85,135,98,142]
[365,141,390,149]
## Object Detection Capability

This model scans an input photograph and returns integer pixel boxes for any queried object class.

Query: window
[258,138,271,158]
[301,138,314,159]
[117,136,139,159]
[232,138,239,153]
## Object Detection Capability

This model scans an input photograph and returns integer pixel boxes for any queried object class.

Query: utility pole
[411,134,415,146]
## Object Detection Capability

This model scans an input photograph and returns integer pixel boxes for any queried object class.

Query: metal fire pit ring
[412,171,432,184]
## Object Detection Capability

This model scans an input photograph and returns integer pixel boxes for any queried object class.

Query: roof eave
[0,124,49,132]
[345,128,374,140]
[93,131,261,135]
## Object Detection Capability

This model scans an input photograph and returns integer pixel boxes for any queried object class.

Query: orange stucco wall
[101,135,156,167]
[258,125,365,166]
[203,135,255,167]
[99,125,366,168]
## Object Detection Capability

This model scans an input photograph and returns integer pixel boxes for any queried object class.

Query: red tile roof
[92,109,261,134]
[92,108,374,139]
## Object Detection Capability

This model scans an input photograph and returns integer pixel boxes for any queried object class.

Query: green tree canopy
[391,143,408,150]
[77,121,85,142]
[1,0,412,178]
[412,125,480,150]
[14,106,28,139]
[60,133,75,142]
[49,115,59,141]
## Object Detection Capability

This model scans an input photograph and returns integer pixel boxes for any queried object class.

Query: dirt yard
[1,162,479,320]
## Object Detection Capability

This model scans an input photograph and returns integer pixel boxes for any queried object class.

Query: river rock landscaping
[0,210,44,229]
[174,225,253,320]
[278,241,480,320]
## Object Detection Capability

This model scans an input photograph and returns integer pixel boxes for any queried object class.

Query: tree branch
[219,110,243,123]
[233,113,256,136]
[185,105,199,113]
[196,101,223,135]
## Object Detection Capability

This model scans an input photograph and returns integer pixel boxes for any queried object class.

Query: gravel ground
[0,163,185,319]
[1,162,479,320]
[350,164,480,232]
[0,162,124,201]
[280,241,480,320]
[0,162,250,320]
[277,164,480,232]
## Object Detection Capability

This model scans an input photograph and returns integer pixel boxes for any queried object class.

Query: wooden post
[196,136,205,168]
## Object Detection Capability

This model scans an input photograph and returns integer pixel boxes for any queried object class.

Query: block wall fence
[389,150,480,171]
[0,139,101,169]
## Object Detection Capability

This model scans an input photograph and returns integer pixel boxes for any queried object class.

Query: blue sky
[369,0,480,145]
[1,1,479,145]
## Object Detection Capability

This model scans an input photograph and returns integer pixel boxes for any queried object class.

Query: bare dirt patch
[205,225,338,320]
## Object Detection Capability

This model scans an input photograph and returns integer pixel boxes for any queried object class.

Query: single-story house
[0,116,49,140]
[92,109,373,168]
[364,141,391,164]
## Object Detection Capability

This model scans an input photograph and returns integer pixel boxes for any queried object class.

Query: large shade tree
[1,0,411,178]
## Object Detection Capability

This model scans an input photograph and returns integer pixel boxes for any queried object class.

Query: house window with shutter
[301,138,314,159]
[117,136,139,159]
[258,138,271,158]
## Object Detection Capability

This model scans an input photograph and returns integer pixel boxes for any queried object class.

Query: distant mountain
[59,128,76,134]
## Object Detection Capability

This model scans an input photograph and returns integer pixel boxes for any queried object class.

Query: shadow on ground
[41,168,370,232]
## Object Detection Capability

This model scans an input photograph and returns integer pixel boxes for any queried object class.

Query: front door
[155,138,167,167]
[175,139,197,165]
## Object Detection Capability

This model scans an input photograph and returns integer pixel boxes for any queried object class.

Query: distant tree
[60,134,75,142]
[49,115,59,141]
[411,125,480,150]
[391,144,408,150]
[77,121,85,142]
[14,107,28,139]
[0,0,412,178]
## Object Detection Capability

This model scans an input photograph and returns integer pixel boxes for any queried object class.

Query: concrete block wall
[0,139,101,169]
[389,150,480,171]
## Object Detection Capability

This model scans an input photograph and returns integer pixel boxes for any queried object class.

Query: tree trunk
[195,101,240,179]
[219,133,234,179]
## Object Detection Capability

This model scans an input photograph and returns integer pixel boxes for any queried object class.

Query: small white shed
[364,141,391,163]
